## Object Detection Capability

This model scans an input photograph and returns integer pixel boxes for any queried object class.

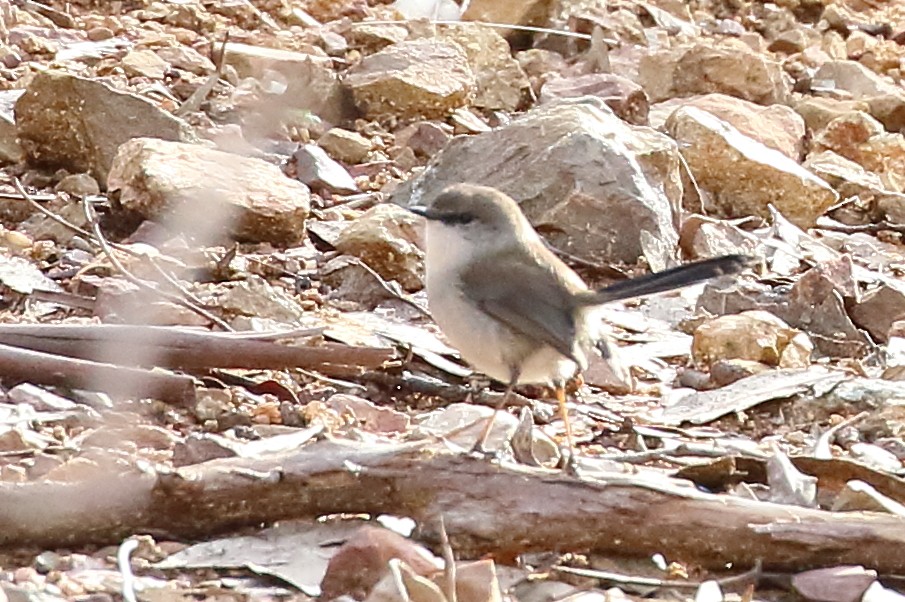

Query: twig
[438,516,457,602]
[175,31,229,117]
[0,191,54,201]
[0,323,394,372]
[296,367,369,393]
[82,197,235,331]
[351,19,619,45]
[13,178,95,241]
[546,243,629,279]
[359,370,535,407]
[676,148,706,221]
[346,257,431,318]
[812,411,870,459]
[14,179,218,309]
[117,538,140,602]
[816,220,905,235]
[0,341,196,404]
[553,559,764,590]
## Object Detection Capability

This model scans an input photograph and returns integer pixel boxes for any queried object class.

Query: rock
[87,26,114,41]
[813,60,899,98]
[155,45,214,75]
[710,358,773,387]
[393,97,680,266]
[813,112,905,193]
[292,144,358,193]
[794,96,872,133]
[320,255,394,308]
[54,173,100,196]
[679,214,763,260]
[561,8,649,47]
[637,41,790,105]
[122,48,168,79]
[767,28,811,54]
[804,151,900,211]
[516,48,568,96]
[864,94,905,134]
[344,39,476,119]
[107,138,310,244]
[462,0,552,30]
[213,275,307,324]
[223,42,345,123]
[93,276,212,326]
[652,93,806,160]
[666,106,838,228]
[317,127,372,163]
[0,89,24,164]
[692,310,813,369]
[327,393,410,433]
[347,22,409,52]
[850,285,905,343]
[792,566,877,602]
[334,203,424,291]
[393,120,452,158]
[17,202,88,244]
[699,260,871,358]
[811,60,905,131]
[540,73,649,125]
[438,25,530,112]
[15,70,192,184]
[173,433,237,466]
[320,526,440,601]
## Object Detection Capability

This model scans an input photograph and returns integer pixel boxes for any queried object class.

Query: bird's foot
[559,448,581,477]
[469,441,504,462]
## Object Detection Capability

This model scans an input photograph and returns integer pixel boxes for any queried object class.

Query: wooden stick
[0,324,394,371]
[0,342,195,404]
[3,441,905,573]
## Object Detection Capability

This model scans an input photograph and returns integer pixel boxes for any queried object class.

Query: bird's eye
[438,212,474,225]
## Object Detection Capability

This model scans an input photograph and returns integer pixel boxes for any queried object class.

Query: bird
[410,183,751,469]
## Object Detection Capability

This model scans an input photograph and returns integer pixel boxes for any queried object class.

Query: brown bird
[411,183,751,468]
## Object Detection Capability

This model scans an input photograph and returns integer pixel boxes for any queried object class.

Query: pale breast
[423,221,583,385]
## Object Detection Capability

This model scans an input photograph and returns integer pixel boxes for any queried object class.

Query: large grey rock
[393,97,680,266]
[107,138,310,245]
[15,70,192,185]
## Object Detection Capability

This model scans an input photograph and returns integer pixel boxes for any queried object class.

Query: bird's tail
[576,254,754,306]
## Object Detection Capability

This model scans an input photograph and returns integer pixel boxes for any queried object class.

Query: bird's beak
[408,205,434,219]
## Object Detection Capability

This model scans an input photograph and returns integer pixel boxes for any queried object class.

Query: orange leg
[555,384,577,471]
[473,370,519,454]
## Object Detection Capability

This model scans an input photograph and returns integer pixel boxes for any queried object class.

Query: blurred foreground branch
[2,441,904,572]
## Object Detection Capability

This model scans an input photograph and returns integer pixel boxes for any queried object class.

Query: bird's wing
[459,247,580,363]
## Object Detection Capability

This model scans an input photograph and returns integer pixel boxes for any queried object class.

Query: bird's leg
[555,381,579,474]
[472,369,519,455]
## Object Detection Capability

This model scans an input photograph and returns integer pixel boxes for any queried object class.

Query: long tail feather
[577,254,754,306]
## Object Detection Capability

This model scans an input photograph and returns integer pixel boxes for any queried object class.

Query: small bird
[410,183,750,468]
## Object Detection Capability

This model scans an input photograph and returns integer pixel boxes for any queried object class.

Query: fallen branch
[0,342,195,404]
[3,441,905,572]
[0,324,395,371]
